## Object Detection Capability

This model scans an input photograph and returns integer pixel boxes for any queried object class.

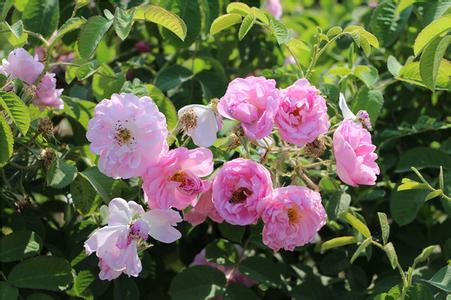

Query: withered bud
[304,138,326,158]
[179,108,198,130]
[232,125,245,138]
[227,134,241,149]
[40,148,55,168]
[37,118,54,136]
[210,98,220,114]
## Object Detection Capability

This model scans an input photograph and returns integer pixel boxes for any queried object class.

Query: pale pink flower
[218,76,280,140]
[212,158,272,225]
[1,48,44,84]
[32,73,64,110]
[85,198,182,280]
[191,248,255,287]
[258,186,326,252]
[143,147,213,210]
[333,119,379,186]
[184,184,224,226]
[275,79,330,146]
[86,93,168,179]
[178,104,220,147]
[265,0,282,19]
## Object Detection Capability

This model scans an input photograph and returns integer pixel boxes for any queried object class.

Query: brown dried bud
[304,138,326,158]
[227,134,241,149]
[179,108,198,130]
[40,148,55,168]
[232,125,245,138]
[37,118,54,137]
[210,98,219,114]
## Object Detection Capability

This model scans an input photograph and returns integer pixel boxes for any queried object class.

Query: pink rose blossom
[218,76,280,140]
[85,198,182,280]
[333,119,379,186]
[258,186,326,252]
[275,79,330,146]
[265,0,282,19]
[143,147,213,210]
[212,158,272,225]
[32,73,64,110]
[86,93,168,179]
[184,184,224,226]
[1,48,44,84]
[191,248,255,287]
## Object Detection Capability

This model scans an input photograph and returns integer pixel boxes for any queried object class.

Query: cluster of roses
[1,48,64,110]
[83,75,379,281]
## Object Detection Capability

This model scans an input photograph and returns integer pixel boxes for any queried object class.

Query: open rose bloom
[85,198,182,280]
[86,93,168,179]
[0,48,44,84]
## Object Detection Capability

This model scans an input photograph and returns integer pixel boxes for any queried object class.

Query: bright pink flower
[184,184,224,225]
[212,158,272,225]
[265,0,282,19]
[32,73,64,110]
[275,79,330,146]
[85,198,182,280]
[1,48,44,84]
[218,76,280,140]
[191,248,255,287]
[143,147,213,210]
[86,93,168,179]
[258,186,326,252]
[333,119,380,186]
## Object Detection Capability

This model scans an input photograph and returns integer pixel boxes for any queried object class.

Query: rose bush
[0,1,450,299]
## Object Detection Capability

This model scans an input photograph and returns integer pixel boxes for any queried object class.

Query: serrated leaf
[70,175,101,216]
[46,158,77,189]
[285,38,311,67]
[79,167,114,202]
[344,25,379,48]
[384,242,399,269]
[5,20,23,39]
[421,266,451,293]
[210,14,242,35]
[327,26,342,38]
[114,7,134,40]
[350,237,372,263]
[134,4,187,41]
[55,17,86,41]
[75,0,89,10]
[397,60,451,91]
[226,2,251,16]
[397,0,419,13]
[387,55,402,76]
[414,14,451,56]
[420,35,451,91]
[154,64,192,91]
[238,14,255,40]
[22,0,59,38]
[78,16,113,59]
[321,236,359,252]
[0,92,30,135]
[341,212,372,238]
[145,84,178,130]
[0,231,42,262]
[0,115,13,167]
[250,7,269,25]
[378,212,390,245]
[413,245,437,266]
[270,18,289,45]
[161,0,200,48]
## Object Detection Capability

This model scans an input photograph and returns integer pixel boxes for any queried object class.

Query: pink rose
[184,184,224,225]
[85,198,182,280]
[275,79,330,146]
[258,186,326,252]
[218,76,280,140]
[143,147,213,210]
[1,48,44,84]
[86,93,168,179]
[265,0,282,19]
[212,158,272,225]
[333,119,380,186]
[32,72,64,110]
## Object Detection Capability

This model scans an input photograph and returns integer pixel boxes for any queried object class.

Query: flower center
[169,171,186,183]
[290,106,303,125]
[230,187,252,204]
[114,127,133,146]
[287,207,301,224]
[179,109,198,130]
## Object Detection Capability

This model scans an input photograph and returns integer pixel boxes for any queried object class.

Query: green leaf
[413,245,437,266]
[238,256,287,288]
[238,13,255,40]
[387,55,402,76]
[384,242,398,270]
[62,96,95,130]
[22,0,59,38]
[0,231,42,262]
[320,236,359,252]
[419,35,451,91]
[405,283,434,300]
[285,38,311,67]
[397,59,451,90]
[396,0,419,13]
[422,265,451,293]
[327,26,343,38]
[218,223,245,243]
[324,192,351,220]
[26,293,54,300]
[205,239,239,267]
[425,189,443,201]
[341,212,372,238]
[1,0,14,22]
[226,2,251,16]
[370,0,411,47]
[169,266,226,300]
[145,84,178,130]
[5,20,23,39]
[8,256,73,291]
[390,189,429,226]
[54,17,86,41]
[46,158,77,189]
[161,0,201,48]
[0,282,18,300]
[398,178,429,191]
[350,237,372,263]
[210,14,242,35]
[224,283,259,300]
[134,4,187,41]
[75,0,89,11]
[154,64,192,91]
[413,14,451,56]
[352,87,383,126]
[344,25,380,48]
[113,276,139,300]
[114,7,134,40]
[91,65,125,100]
[270,18,289,45]
[354,65,379,87]
[396,147,451,172]
[0,115,14,167]
[0,91,30,135]
[78,16,113,59]
[377,212,390,245]
[73,269,109,298]
[195,70,228,100]
[70,175,102,216]
[79,167,114,202]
